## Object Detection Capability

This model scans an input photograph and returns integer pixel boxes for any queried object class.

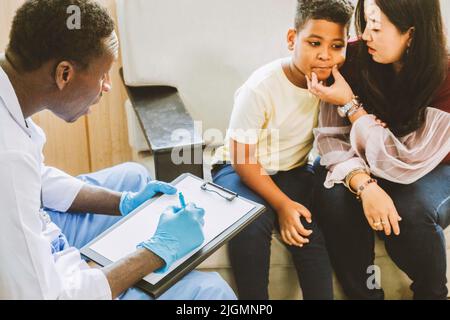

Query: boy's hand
[276,200,313,247]
[306,65,354,106]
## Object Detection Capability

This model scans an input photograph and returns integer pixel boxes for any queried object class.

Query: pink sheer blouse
[314,104,450,188]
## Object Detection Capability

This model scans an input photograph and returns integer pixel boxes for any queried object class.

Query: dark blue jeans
[313,163,450,300]
[212,164,333,300]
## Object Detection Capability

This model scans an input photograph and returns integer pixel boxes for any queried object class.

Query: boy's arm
[231,139,289,210]
[230,139,312,247]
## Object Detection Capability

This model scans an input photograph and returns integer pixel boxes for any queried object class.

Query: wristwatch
[337,96,361,118]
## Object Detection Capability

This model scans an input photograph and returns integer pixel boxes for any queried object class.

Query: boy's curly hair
[295,0,355,31]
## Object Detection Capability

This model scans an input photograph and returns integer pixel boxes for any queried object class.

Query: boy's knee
[303,221,326,243]
[231,213,275,246]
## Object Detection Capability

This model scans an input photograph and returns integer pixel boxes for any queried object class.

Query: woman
[307,0,450,299]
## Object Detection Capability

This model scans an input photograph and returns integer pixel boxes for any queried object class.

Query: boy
[211,0,354,300]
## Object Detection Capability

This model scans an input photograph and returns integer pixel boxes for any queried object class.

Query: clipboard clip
[200,182,237,201]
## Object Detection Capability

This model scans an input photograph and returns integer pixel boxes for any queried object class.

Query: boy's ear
[287,28,297,51]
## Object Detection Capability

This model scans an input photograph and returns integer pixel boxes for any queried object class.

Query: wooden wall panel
[0,1,24,51]
[32,112,91,176]
[87,0,132,172]
[0,0,131,176]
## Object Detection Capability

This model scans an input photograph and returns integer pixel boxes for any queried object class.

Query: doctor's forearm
[102,248,165,299]
[68,184,122,215]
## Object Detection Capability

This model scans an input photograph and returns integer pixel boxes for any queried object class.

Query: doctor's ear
[55,61,75,90]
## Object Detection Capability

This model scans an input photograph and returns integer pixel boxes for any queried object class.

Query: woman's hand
[276,200,313,247]
[306,66,388,127]
[306,65,355,106]
[359,183,402,236]
[375,117,387,128]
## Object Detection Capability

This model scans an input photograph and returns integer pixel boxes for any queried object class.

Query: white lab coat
[0,66,112,299]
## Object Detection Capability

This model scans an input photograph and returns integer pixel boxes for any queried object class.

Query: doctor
[0,0,236,300]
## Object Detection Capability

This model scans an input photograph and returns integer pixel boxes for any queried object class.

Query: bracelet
[337,95,361,118]
[356,178,378,201]
[344,168,370,193]
[347,103,364,117]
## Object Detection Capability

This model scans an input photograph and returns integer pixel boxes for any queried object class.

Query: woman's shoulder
[430,59,450,113]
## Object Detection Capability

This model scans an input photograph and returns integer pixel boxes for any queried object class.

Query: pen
[178,192,187,208]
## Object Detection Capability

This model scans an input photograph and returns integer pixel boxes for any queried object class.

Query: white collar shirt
[0,66,111,300]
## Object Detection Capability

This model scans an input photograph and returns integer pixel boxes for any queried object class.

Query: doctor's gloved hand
[138,203,206,273]
[119,181,177,216]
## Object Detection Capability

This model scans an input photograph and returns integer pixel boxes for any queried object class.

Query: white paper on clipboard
[89,174,255,285]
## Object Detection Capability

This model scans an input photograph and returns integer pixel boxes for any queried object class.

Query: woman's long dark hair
[354,0,448,136]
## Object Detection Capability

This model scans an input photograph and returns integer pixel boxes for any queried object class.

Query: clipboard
[80,173,265,298]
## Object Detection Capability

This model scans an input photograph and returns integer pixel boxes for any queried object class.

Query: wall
[1,0,449,175]
[0,0,131,176]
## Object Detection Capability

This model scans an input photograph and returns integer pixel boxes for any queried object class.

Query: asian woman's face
[361,0,414,65]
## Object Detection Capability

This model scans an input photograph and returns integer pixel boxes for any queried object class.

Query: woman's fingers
[370,217,383,231]
[311,71,319,87]
[389,206,402,235]
[307,74,322,97]
[388,212,400,236]
[370,210,401,236]
[380,214,392,236]
[331,65,345,81]
[310,72,326,95]
[375,118,387,128]
[306,75,312,90]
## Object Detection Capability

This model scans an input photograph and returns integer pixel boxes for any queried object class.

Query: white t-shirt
[213,58,320,172]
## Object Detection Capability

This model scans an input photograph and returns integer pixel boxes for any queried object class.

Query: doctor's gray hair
[7,0,115,72]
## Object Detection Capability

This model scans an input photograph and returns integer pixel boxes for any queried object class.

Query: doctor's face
[52,54,114,123]
[50,33,118,123]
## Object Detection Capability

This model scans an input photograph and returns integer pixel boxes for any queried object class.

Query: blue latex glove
[119,181,177,216]
[138,203,205,273]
